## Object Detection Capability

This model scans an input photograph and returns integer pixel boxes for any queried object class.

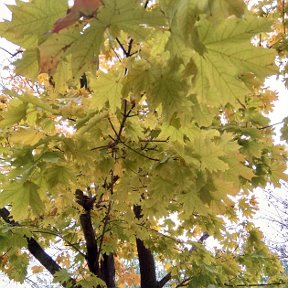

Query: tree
[259,183,288,269]
[0,0,287,287]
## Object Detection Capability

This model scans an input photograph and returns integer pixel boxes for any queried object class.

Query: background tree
[244,0,288,271]
[0,0,287,287]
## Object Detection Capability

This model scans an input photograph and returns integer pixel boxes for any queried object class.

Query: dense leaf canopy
[0,0,287,287]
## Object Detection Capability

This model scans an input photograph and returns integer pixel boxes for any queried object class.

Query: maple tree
[0,0,288,287]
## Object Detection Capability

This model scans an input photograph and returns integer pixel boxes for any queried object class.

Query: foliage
[0,0,287,287]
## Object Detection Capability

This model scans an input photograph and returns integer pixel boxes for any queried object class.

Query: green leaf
[44,165,74,188]
[5,0,68,38]
[0,181,44,220]
[209,0,245,19]
[53,270,72,285]
[76,111,109,135]
[192,16,276,107]
[0,98,27,128]
[8,127,46,146]
[99,0,166,39]
[78,274,106,288]
[90,71,124,113]
[53,55,73,93]
[280,117,288,143]
[68,21,105,76]
[19,93,56,114]
[15,48,40,79]
[191,130,229,172]
[7,252,29,283]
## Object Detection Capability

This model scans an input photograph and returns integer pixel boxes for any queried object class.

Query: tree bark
[79,211,99,274]
[76,189,115,287]
[100,253,115,288]
[133,205,158,288]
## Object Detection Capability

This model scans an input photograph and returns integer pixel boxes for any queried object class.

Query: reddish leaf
[52,0,102,33]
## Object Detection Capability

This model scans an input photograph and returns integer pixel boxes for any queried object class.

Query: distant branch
[0,47,23,57]
[224,282,286,287]
[258,120,285,130]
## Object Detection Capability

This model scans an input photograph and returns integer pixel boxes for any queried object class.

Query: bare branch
[0,47,23,57]
[258,120,285,130]
[121,141,160,162]
[224,282,286,287]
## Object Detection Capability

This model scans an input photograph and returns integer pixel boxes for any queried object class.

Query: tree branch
[115,38,129,57]
[98,172,116,288]
[258,120,285,130]
[75,188,116,287]
[75,190,99,275]
[0,47,23,57]
[157,272,171,288]
[144,0,150,8]
[121,141,160,162]
[224,283,286,287]
[133,205,158,288]
[0,207,79,288]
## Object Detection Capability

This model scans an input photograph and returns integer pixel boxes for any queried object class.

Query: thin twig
[0,47,23,57]
[139,138,169,143]
[90,144,110,151]
[258,120,285,130]
[121,141,160,161]
[117,100,128,140]
[32,229,85,258]
[97,171,114,258]
[97,202,112,257]
[115,38,128,57]
[127,38,134,56]
[108,116,118,137]
[112,48,122,62]
[224,282,286,287]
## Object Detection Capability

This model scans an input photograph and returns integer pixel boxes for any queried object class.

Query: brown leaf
[52,0,102,33]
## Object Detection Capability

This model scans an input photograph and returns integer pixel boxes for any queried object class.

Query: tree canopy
[0,0,287,287]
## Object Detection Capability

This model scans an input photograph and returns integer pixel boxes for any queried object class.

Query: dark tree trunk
[76,189,115,287]
[100,253,115,288]
[133,205,158,288]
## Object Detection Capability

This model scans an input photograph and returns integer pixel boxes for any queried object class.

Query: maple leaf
[52,0,103,33]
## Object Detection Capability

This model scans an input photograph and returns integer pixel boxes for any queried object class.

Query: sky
[0,0,287,287]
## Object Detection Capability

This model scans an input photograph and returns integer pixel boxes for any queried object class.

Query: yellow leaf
[9,127,46,146]
[31,265,44,274]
